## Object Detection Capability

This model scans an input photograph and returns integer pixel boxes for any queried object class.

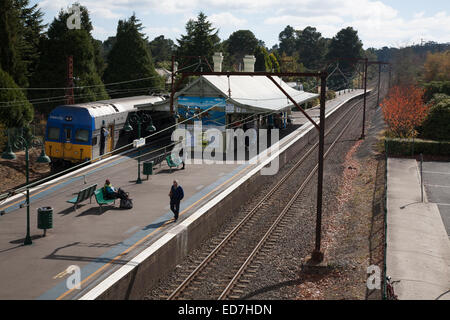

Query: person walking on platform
[169,180,184,222]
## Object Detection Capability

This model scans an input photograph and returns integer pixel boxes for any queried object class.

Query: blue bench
[67,184,97,211]
[166,155,183,173]
[94,189,116,213]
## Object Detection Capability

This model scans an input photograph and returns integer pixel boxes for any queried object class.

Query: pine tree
[326,27,364,89]
[278,25,297,57]
[0,0,28,87]
[17,0,47,81]
[103,14,164,98]
[30,3,109,115]
[176,12,220,71]
[296,26,327,71]
[254,46,272,72]
[148,35,175,64]
[0,67,33,128]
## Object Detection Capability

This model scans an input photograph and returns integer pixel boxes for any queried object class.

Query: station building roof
[138,75,319,113]
[200,75,318,112]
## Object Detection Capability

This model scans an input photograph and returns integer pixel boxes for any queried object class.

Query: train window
[75,129,89,143]
[48,127,60,140]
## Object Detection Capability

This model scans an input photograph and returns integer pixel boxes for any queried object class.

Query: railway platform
[0,89,367,300]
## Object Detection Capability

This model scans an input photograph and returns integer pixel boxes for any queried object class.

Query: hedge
[326,90,336,101]
[419,95,450,141]
[423,81,450,102]
[385,138,450,156]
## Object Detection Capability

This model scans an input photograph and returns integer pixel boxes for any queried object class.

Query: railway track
[154,89,382,300]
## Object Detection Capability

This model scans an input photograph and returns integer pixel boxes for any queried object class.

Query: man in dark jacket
[169,180,184,222]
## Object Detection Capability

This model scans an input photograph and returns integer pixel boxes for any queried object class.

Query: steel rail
[167,90,377,300]
[218,91,378,299]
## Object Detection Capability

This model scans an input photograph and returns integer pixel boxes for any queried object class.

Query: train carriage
[45,96,165,167]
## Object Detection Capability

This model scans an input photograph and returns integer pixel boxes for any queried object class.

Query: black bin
[37,207,53,235]
[143,161,154,176]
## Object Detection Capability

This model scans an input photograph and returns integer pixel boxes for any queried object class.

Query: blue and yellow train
[44,96,166,167]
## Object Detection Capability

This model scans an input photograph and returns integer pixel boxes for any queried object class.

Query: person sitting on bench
[103,179,129,201]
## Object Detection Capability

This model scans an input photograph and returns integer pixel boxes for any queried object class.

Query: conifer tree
[0,0,28,87]
[17,0,47,81]
[326,27,364,89]
[103,14,164,98]
[254,46,272,72]
[0,67,33,128]
[176,12,220,71]
[30,3,109,115]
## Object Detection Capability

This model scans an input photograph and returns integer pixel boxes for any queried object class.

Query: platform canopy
[201,75,318,112]
[138,75,319,114]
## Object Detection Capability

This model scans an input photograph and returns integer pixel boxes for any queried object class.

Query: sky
[31,0,450,49]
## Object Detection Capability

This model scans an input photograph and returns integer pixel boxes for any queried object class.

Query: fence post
[420,153,424,203]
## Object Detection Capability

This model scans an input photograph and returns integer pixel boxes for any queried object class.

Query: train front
[45,106,94,167]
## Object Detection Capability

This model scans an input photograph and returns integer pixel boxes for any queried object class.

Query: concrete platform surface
[387,158,450,300]
[0,154,245,299]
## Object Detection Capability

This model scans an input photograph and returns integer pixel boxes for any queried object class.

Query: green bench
[166,155,183,173]
[67,184,97,211]
[94,189,116,213]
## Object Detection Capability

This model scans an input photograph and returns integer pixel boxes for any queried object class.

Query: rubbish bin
[143,161,154,179]
[37,207,53,236]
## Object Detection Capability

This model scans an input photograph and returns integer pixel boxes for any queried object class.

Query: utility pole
[377,63,381,107]
[311,71,327,263]
[389,64,392,89]
[170,55,175,114]
[66,56,74,105]
[361,58,368,139]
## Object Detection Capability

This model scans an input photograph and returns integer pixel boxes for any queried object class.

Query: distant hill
[372,42,450,62]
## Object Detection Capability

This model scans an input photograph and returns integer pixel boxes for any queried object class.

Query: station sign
[133,138,145,148]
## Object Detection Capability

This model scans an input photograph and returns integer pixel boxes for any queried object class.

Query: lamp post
[124,113,156,184]
[1,127,51,245]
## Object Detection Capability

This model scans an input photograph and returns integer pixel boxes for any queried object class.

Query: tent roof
[139,75,319,113]
[200,75,318,112]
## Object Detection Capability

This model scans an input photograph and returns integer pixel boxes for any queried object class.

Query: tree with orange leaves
[381,85,430,138]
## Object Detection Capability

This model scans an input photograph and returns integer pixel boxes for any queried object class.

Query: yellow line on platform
[56,164,254,300]
[0,156,123,212]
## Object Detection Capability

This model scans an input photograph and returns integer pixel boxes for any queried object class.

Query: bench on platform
[94,189,116,213]
[166,155,183,173]
[67,184,97,211]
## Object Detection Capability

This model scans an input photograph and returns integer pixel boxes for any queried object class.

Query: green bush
[0,123,6,152]
[419,94,450,141]
[385,138,450,156]
[423,81,450,102]
[326,90,336,101]
[304,98,320,109]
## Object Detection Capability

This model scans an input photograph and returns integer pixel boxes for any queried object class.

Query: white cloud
[35,0,450,48]
[209,12,247,28]
[144,26,182,40]
[92,25,110,40]
[262,1,449,48]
